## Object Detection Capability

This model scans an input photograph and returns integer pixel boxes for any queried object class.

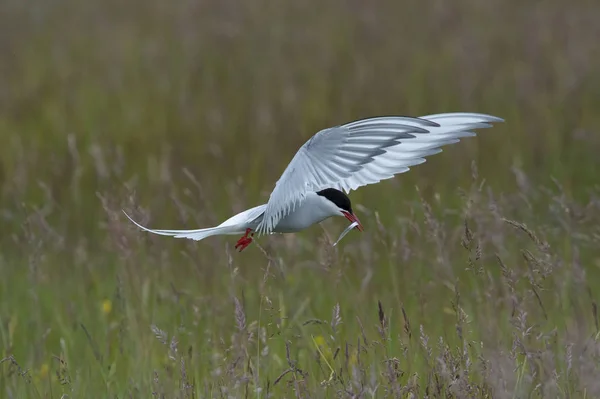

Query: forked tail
[122,211,249,241]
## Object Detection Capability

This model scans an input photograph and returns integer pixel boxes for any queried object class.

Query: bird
[124,112,503,251]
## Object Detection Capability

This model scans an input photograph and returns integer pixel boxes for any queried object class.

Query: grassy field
[1,0,600,397]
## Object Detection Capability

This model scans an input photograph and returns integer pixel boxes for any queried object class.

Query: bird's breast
[273,197,333,233]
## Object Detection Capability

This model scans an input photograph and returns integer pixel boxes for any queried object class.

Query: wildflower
[314,335,326,347]
[39,363,49,379]
[102,299,112,315]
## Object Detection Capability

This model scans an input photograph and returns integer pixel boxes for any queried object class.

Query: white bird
[124,112,503,251]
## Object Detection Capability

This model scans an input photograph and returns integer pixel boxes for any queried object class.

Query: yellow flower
[314,335,326,347]
[102,299,112,315]
[39,363,49,379]
[313,335,333,363]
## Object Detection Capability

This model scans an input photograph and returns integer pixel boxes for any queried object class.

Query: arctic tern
[124,112,503,251]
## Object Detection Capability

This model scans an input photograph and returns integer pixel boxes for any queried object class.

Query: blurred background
[1,0,600,397]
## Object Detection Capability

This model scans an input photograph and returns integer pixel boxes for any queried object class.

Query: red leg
[235,229,254,252]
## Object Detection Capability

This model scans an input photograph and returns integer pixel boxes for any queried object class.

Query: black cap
[316,188,353,214]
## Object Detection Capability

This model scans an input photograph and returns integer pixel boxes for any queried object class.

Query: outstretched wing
[256,112,503,234]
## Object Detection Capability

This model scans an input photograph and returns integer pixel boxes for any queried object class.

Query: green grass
[1,0,600,397]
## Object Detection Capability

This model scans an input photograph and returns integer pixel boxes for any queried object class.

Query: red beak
[342,211,364,232]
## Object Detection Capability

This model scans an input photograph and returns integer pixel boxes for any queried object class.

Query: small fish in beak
[341,211,364,231]
[333,220,361,246]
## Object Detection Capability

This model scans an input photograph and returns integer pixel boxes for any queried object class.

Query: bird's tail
[122,211,249,241]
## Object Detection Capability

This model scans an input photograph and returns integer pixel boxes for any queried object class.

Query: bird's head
[316,188,363,231]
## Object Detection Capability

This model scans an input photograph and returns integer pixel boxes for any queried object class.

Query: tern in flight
[124,112,503,251]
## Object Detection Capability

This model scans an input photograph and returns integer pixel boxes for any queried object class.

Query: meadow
[1,0,600,397]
